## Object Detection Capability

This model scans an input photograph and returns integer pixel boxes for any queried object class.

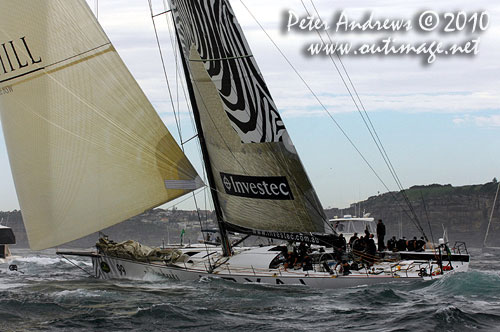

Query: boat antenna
[483,180,500,248]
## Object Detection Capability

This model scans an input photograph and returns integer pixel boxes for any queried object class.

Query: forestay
[0,1,202,249]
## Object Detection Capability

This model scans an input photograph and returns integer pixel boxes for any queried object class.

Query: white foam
[53,289,104,299]
[0,282,26,290]
[13,256,63,265]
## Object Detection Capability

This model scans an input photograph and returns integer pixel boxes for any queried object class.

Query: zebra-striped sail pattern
[171,0,285,143]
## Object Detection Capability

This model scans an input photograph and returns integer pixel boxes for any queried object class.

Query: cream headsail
[0,1,202,249]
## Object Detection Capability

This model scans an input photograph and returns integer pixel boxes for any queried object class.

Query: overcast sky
[1,0,499,212]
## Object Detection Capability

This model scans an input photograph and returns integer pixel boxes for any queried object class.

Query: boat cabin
[329,215,378,240]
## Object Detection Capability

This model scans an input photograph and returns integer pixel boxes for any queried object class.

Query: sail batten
[0,1,201,249]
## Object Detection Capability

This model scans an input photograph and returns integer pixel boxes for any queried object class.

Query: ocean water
[1,248,500,332]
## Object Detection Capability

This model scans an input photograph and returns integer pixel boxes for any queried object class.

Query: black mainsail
[168,0,329,247]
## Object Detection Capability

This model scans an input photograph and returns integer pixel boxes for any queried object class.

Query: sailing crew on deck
[340,260,351,275]
[302,255,313,271]
[366,234,377,259]
[376,219,386,251]
[353,236,365,252]
[339,233,347,251]
[364,227,370,239]
[407,237,418,251]
[416,237,426,252]
[348,232,358,249]
[297,242,307,257]
[387,236,397,251]
[396,237,407,251]
[284,241,298,270]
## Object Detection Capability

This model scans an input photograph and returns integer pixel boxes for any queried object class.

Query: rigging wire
[147,0,183,144]
[161,1,223,250]
[420,191,435,247]
[148,2,213,268]
[60,255,96,278]
[303,0,426,238]
[239,0,427,238]
[484,181,500,247]
[94,0,98,21]
[161,1,214,232]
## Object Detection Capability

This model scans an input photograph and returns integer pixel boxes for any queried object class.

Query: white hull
[73,245,470,289]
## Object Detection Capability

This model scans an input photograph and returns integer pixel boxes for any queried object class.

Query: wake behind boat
[0,0,470,289]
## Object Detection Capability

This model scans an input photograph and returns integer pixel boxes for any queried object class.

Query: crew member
[387,236,397,251]
[396,237,407,251]
[348,233,358,249]
[376,219,386,251]
[416,237,426,252]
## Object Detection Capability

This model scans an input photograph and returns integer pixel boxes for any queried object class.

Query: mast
[483,181,500,248]
[172,26,232,257]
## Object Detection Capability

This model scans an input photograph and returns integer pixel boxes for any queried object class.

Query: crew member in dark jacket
[416,237,426,252]
[376,219,386,251]
[396,237,407,251]
[366,234,377,263]
[387,236,397,251]
[348,233,358,249]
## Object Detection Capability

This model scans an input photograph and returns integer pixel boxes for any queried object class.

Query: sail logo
[220,172,294,200]
[0,36,42,82]
[223,176,232,191]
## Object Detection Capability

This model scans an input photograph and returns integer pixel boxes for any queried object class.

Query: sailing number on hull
[220,172,294,200]
[117,264,126,276]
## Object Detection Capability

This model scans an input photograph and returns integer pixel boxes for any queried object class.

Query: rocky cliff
[325,182,500,247]
[2,181,499,249]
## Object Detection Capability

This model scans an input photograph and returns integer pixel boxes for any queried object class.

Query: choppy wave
[1,249,499,331]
